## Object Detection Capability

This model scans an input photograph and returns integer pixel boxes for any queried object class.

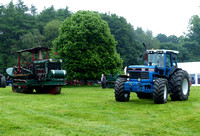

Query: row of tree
[0,0,200,80]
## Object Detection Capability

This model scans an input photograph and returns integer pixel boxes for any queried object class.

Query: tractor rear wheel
[114,78,130,102]
[169,70,190,101]
[153,78,168,104]
[137,92,152,99]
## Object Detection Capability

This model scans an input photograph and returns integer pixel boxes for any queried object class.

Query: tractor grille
[129,72,149,79]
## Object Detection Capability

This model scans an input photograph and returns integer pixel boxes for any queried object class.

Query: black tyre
[23,88,33,94]
[169,70,190,101]
[153,78,168,104]
[50,86,61,94]
[11,84,23,93]
[35,87,42,93]
[114,78,130,102]
[0,76,6,88]
[137,92,152,99]
[55,86,61,94]
[35,87,49,94]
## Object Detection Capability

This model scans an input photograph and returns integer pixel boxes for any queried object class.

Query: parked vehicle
[6,47,66,94]
[115,49,190,104]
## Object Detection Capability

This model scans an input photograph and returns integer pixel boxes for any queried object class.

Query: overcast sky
[1,0,200,37]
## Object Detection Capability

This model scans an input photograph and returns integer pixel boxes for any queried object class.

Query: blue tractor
[114,49,190,104]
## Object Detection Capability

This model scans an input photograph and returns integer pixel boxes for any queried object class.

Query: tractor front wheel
[169,70,190,101]
[114,78,130,102]
[153,78,168,104]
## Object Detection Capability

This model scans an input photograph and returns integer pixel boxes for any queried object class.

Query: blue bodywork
[124,65,155,93]
[124,51,178,94]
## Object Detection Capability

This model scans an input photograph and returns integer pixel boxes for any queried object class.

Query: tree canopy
[53,11,123,80]
[100,13,143,66]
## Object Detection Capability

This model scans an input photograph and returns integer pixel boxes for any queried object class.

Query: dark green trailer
[6,47,66,94]
[106,73,119,88]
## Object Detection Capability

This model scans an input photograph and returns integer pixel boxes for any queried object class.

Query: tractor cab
[128,50,179,82]
[147,50,179,73]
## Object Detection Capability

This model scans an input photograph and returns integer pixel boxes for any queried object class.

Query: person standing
[101,74,106,89]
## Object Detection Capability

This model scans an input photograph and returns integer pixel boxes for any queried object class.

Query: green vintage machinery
[6,47,66,94]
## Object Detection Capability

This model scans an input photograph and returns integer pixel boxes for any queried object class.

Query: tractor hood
[128,65,155,72]
[129,65,155,69]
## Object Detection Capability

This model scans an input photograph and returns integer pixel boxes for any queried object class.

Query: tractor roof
[147,49,179,54]
[16,47,51,53]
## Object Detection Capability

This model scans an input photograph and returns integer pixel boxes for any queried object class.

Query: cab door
[166,53,173,76]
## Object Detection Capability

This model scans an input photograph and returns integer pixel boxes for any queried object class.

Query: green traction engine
[6,47,66,94]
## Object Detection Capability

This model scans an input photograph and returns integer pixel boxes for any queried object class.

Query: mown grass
[0,86,199,136]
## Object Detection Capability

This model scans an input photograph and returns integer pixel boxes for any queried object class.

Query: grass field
[0,86,199,136]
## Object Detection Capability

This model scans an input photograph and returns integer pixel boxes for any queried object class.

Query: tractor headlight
[127,78,129,81]
[138,78,141,81]
[49,59,53,62]
[149,68,154,72]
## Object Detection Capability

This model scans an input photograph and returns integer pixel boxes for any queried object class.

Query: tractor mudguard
[169,68,182,78]
[118,75,129,79]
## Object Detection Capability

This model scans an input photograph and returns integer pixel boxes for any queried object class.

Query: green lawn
[0,86,199,136]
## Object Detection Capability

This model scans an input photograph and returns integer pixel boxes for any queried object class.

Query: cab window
[166,54,172,68]
[172,54,177,67]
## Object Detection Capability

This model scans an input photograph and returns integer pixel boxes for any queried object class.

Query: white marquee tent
[178,62,200,86]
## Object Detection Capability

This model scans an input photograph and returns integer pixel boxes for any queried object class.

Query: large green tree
[53,11,123,81]
[0,0,37,74]
[135,27,160,50]
[37,6,71,34]
[182,41,200,61]
[20,29,44,48]
[156,34,168,43]
[43,20,62,47]
[159,42,190,62]
[156,34,179,44]
[100,13,143,66]
[188,15,200,44]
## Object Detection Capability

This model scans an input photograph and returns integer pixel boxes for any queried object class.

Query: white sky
[1,0,200,36]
